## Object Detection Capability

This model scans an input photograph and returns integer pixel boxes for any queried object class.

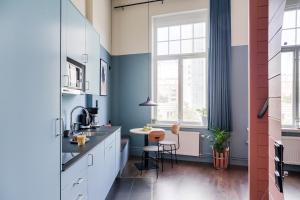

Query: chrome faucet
[70,106,90,134]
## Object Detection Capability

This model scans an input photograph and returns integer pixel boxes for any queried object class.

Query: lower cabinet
[87,141,106,200]
[115,129,121,177]
[61,155,88,200]
[62,128,121,200]
[103,133,116,196]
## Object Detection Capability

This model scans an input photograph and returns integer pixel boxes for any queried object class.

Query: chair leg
[160,151,164,172]
[170,145,174,168]
[174,144,178,164]
[140,151,144,176]
[155,152,158,179]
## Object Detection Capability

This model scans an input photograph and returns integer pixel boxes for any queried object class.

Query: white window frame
[281,5,300,128]
[151,10,209,127]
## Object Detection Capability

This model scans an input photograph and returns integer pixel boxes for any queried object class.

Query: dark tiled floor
[107,158,248,200]
[106,178,153,200]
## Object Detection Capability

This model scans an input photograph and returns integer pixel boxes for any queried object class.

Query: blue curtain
[208,0,232,131]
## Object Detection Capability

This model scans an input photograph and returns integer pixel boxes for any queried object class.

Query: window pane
[181,24,193,39]
[169,41,180,55]
[157,60,179,121]
[297,28,300,45]
[157,42,168,55]
[194,23,205,38]
[282,29,296,46]
[183,58,207,124]
[169,26,180,40]
[157,27,168,41]
[181,39,193,54]
[283,10,296,29]
[297,9,300,27]
[194,38,206,53]
[281,51,294,126]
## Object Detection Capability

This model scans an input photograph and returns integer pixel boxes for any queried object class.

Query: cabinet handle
[73,178,84,186]
[75,194,85,200]
[85,81,90,90]
[63,75,70,87]
[82,54,88,63]
[55,118,62,137]
[88,154,94,166]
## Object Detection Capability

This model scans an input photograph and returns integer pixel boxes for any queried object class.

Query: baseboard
[284,164,300,172]
[129,146,248,167]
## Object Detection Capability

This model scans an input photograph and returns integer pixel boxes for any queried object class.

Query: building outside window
[152,10,208,126]
[281,5,300,128]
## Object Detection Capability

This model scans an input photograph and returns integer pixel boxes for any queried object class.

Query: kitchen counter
[62,126,121,171]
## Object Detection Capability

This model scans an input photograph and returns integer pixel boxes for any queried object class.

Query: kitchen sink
[81,131,108,137]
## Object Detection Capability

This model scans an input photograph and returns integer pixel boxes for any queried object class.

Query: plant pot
[212,147,230,169]
[201,116,208,125]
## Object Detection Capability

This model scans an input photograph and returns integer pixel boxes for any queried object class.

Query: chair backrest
[171,124,181,149]
[171,124,180,135]
[148,131,165,143]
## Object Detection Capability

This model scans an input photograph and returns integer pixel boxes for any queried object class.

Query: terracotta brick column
[249,0,269,199]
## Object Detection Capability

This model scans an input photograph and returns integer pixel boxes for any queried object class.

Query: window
[152,11,208,126]
[281,7,300,127]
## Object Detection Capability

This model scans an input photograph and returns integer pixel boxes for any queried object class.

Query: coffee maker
[79,100,100,129]
[87,107,100,128]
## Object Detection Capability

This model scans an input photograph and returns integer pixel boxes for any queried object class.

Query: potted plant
[196,108,208,125]
[212,128,230,169]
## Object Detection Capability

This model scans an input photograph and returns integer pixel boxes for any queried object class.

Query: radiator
[282,136,300,165]
[164,131,200,156]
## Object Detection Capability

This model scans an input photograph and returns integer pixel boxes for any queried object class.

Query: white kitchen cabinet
[0,1,61,199]
[85,22,100,95]
[87,141,106,200]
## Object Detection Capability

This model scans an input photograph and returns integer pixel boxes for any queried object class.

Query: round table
[130,128,165,170]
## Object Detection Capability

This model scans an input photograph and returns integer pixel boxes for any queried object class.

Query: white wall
[71,0,112,53]
[71,0,86,16]
[92,0,112,53]
[112,0,248,55]
[231,0,248,46]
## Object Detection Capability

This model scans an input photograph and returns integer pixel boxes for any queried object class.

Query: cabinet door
[88,142,106,200]
[115,129,121,177]
[85,22,100,95]
[110,141,116,181]
[65,0,86,64]
[0,1,61,199]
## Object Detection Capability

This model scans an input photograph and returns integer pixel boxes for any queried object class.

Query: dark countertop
[62,126,121,171]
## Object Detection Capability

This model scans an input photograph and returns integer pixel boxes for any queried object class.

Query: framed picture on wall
[100,59,108,96]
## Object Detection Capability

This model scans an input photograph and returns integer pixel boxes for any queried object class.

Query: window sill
[282,128,300,133]
[149,123,208,130]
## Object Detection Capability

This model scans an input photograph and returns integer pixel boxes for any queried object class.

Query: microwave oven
[62,57,85,94]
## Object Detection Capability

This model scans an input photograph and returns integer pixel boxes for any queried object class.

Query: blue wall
[111,53,152,154]
[111,46,249,166]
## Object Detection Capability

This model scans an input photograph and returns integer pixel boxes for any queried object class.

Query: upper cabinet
[65,0,86,64]
[61,0,100,95]
[85,22,100,95]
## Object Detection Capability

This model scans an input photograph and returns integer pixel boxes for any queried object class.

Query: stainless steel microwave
[62,57,85,94]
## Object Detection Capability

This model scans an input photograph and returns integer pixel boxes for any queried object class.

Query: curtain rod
[114,0,164,9]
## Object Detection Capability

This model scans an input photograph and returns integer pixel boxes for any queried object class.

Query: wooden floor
[108,157,248,200]
[284,171,300,200]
